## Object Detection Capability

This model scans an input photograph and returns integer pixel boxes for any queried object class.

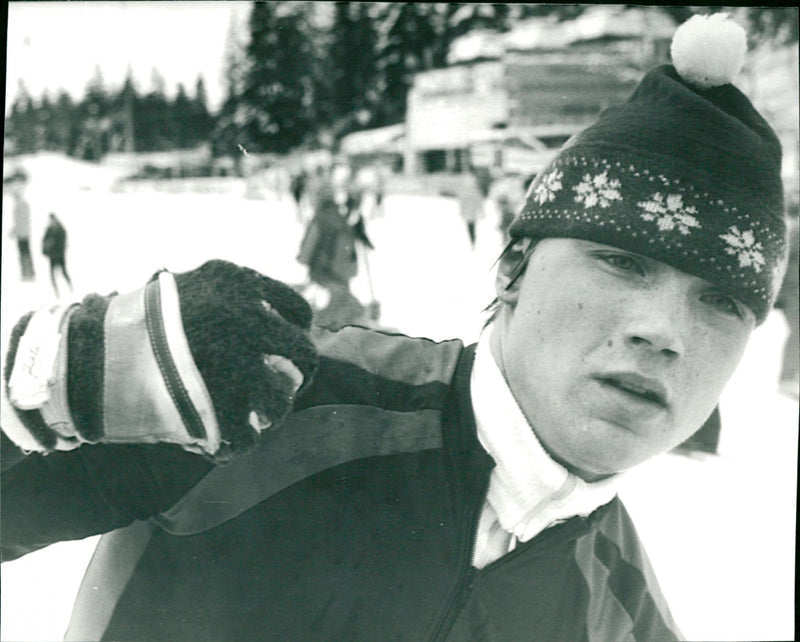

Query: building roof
[340,124,405,155]
[448,6,677,64]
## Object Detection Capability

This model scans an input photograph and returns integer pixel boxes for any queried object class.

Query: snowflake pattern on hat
[573,171,622,208]
[719,226,765,272]
[637,193,701,235]
[528,168,563,205]
[510,153,785,321]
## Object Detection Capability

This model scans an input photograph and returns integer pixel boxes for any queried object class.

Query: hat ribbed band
[509,151,787,322]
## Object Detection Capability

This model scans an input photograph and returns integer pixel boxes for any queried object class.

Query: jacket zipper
[429,476,490,641]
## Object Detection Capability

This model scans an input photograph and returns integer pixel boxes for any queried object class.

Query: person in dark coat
[296,172,369,329]
[42,212,73,298]
[0,15,789,642]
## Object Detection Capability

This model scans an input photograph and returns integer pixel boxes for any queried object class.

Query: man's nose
[622,288,689,359]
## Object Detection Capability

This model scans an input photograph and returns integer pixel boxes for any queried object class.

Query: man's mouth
[597,374,668,407]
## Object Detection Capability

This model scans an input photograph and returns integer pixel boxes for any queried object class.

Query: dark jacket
[42,217,67,259]
[1,326,680,641]
[297,191,359,286]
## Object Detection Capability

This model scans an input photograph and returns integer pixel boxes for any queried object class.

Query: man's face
[490,238,755,480]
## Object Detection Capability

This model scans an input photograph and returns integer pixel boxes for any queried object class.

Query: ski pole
[358,242,380,322]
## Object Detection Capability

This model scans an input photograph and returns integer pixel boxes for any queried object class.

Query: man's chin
[544,440,626,482]
[556,422,657,481]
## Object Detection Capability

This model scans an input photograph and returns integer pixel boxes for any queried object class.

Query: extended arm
[1,260,318,559]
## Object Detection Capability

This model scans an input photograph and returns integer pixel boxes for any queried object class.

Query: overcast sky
[5,1,250,112]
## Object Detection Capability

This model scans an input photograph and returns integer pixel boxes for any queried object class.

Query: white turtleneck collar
[470,325,620,568]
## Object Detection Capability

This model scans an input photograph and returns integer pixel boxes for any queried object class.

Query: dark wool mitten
[3,259,318,463]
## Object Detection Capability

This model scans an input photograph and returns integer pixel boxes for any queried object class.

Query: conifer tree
[75,66,110,159]
[190,76,213,144]
[34,93,54,151]
[7,81,37,154]
[238,1,316,153]
[212,9,249,159]
[136,68,173,151]
[51,90,77,154]
[112,72,138,153]
[173,83,193,149]
[329,2,381,134]
[373,3,440,126]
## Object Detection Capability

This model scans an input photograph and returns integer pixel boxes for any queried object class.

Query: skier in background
[5,170,36,281]
[296,165,372,330]
[458,171,485,249]
[41,212,73,299]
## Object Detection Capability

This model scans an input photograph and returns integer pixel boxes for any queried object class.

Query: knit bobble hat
[508,13,786,323]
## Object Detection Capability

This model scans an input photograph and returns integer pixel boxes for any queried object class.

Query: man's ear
[494,238,532,305]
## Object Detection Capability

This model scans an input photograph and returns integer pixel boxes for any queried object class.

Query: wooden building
[403,6,676,177]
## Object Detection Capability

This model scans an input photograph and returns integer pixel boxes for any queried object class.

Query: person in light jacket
[5,169,36,281]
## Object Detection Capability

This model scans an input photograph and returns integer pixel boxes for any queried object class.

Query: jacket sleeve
[1,434,213,561]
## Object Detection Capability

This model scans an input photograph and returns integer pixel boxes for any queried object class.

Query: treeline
[5,3,797,161]
[5,69,213,160]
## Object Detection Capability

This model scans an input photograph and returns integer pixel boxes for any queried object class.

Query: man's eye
[703,293,743,317]
[601,253,644,275]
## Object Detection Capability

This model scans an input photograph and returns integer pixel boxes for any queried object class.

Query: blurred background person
[373,162,387,219]
[5,170,36,282]
[458,171,485,249]
[353,164,382,221]
[41,212,73,299]
[289,168,308,222]
[296,164,372,330]
[776,203,799,398]
[490,172,528,244]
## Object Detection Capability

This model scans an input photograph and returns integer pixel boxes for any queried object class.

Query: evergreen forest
[5,3,797,162]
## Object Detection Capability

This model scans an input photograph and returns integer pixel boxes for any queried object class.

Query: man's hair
[483,237,539,326]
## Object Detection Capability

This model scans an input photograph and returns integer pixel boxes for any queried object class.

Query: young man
[0,15,788,641]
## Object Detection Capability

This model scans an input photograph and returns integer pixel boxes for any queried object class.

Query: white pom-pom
[671,13,747,88]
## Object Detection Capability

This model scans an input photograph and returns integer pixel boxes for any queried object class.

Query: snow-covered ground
[1,154,797,641]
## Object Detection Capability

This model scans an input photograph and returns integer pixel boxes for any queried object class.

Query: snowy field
[1,154,797,641]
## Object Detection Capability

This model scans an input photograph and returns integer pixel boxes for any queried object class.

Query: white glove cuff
[5,301,82,451]
[3,272,222,457]
[103,271,222,455]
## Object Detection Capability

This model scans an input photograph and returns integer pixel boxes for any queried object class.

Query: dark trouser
[466,222,476,247]
[48,254,73,297]
[17,239,35,280]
